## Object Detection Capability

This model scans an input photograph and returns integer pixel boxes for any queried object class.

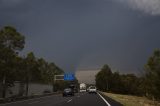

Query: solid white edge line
[97,92,111,106]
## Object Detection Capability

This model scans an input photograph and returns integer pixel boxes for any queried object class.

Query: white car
[80,89,86,92]
[88,86,97,94]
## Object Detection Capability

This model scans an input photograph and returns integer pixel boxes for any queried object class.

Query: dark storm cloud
[0,0,160,73]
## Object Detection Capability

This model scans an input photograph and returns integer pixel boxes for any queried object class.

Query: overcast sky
[0,0,160,74]
[76,70,99,84]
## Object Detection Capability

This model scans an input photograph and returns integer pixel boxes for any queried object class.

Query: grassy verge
[102,92,160,106]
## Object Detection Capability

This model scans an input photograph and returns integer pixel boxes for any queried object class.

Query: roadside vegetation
[96,49,160,102]
[0,26,64,98]
[102,92,160,106]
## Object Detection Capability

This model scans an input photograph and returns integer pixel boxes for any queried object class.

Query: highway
[0,93,122,106]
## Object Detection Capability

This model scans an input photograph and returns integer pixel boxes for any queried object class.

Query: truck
[79,83,86,92]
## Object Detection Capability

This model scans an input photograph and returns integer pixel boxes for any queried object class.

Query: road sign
[54,75,64,81]
[64,74,75,81]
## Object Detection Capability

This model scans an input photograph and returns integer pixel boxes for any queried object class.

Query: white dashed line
[67,99,72,103]
[97,93,111,106]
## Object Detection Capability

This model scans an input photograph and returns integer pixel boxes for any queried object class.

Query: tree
[47,63,64,92]
[144,49,160,99]
[111,72,123,93]
[0,26,65,97]
[0,26,25,98]
[120,74,140,95]
[36,58,64,92]
[95,64,142,95]
[0,26,25,52]
[24,52,37,96]
[95,64,112,91]
[36,58,49,83]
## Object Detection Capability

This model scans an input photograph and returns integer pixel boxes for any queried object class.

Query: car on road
[88,86,97,94]
[63,88,74,97]
[80,88,86,92]
[69,84,78,93]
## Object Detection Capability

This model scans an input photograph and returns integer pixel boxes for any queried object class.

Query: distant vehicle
[79,83,86,92]
[63,88,74,97]
[88,86,97,94]
[69,84,78,93]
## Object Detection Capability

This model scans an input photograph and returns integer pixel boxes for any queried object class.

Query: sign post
[53,75,64,92]
[53,73,75,92]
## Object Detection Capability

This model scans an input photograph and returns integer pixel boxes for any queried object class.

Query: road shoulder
[98,91,123,106]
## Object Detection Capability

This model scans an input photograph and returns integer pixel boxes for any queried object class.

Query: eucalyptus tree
[144,49,160,99]
[95,64,112,91]
[24,52,37,96]
[0,26,25,98]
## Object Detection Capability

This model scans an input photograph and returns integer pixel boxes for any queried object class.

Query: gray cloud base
[0,0,160,74]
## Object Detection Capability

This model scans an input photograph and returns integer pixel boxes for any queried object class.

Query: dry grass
[102,92,160,106]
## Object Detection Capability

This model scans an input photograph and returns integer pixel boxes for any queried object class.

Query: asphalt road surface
[0,92,122,106]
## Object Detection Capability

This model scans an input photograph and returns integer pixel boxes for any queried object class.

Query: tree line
[0,26,64,98]
[96,49,160,100]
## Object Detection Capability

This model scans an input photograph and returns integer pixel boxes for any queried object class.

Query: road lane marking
[28,101,40,104]
[67,99,72,103]
[97,93,111,106]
